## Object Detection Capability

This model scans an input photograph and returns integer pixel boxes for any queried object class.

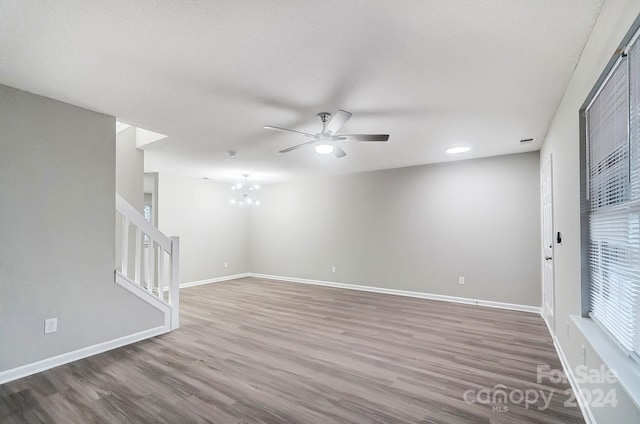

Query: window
[583,28,640,359]
[144,204,152,223]
[143,204,152,244]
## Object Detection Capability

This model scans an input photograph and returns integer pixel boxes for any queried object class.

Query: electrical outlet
[459,276,465,285]
[44,318,57,334]
[224,262,228,268]
[331,266,336,273]
[581,344,587,365]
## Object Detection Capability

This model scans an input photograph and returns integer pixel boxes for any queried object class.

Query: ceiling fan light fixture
[315,144,334,155]
[446,146,471,154]
[266,109,389,158]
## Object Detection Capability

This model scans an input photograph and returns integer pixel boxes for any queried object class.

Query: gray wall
[157,173,249,283]
[540,0,640,421]
[0,85,164,372]
[116,125,143,212]
[115,125,144,276]
[249,152,541,307]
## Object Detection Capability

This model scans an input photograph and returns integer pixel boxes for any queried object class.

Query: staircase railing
[115,193,179,330]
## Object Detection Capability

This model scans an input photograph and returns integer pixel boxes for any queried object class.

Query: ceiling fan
[263,109,389,158]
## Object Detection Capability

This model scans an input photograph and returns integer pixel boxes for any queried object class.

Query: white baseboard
[248,273,542,314]
[0,325,169,386]
[551,333,596,424]
[180,273,251,289]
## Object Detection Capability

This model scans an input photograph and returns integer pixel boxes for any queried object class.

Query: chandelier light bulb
[230,174,261,206]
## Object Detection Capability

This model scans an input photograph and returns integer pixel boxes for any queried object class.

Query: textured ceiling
[0,0,604,183]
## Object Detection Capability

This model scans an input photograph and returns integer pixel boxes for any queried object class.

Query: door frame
[541,155,556,335]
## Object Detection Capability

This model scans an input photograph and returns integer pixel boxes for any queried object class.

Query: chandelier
[230,174,260,206]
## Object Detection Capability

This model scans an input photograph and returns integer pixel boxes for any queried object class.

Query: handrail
[116,194,171,252]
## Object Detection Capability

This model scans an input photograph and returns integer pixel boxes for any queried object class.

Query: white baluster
[135,228,142,285]
[121,217,129,276]
[158,247,164,300]
[147,240,155,293]
[170,237,180,330]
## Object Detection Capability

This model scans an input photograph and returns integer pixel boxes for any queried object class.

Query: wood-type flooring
[0,277,583,423]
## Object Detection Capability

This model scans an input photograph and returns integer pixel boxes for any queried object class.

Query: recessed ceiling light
[315,144,334,155]
[446,146,471,154]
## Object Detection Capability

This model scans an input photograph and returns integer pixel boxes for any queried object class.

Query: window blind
[586,37,640,358]
[630,39,640,356]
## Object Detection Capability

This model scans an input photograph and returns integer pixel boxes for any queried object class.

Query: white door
[541,157,555,334]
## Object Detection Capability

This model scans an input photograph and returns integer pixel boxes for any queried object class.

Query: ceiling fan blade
[263,125,314,138]
[325,109,352,134]
[339,134,389,142]
[278,140,316,153]
[334,145,347,158]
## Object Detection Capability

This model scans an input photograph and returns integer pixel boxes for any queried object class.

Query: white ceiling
[0,0,604,183]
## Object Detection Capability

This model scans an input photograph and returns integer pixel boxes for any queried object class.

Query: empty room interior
[2,1,640,423]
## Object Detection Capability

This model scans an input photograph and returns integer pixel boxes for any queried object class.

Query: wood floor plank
[1,277,584,423]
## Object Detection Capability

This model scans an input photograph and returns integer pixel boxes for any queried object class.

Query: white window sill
[571,315,640,410]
